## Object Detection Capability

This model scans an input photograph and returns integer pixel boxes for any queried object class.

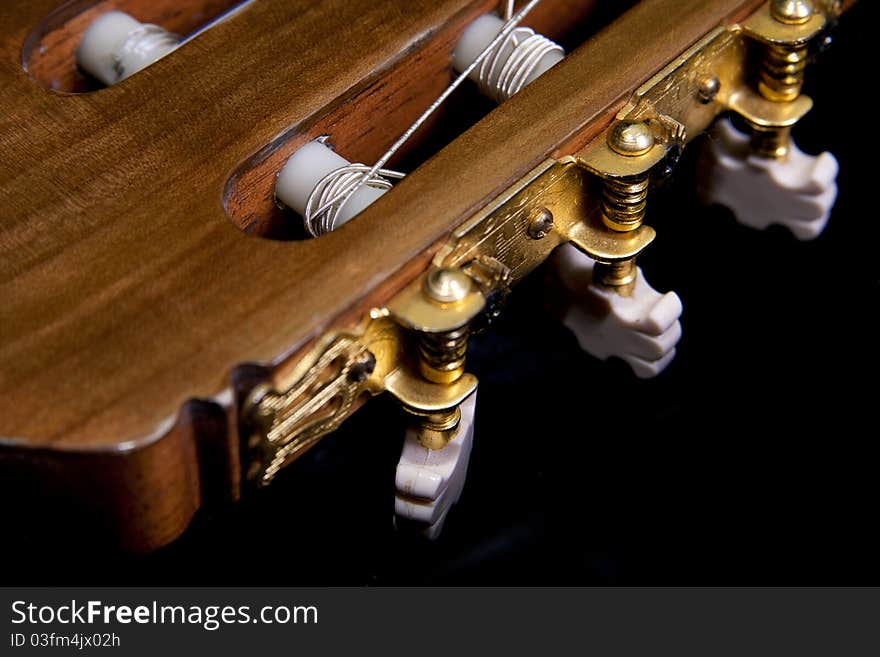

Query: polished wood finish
[225,0,602,239]
[1,0,767,550]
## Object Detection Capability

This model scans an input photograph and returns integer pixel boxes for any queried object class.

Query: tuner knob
[552,244,682,379]
[699,118,838,240]
[394,393,477,539]
[76,11,178,86]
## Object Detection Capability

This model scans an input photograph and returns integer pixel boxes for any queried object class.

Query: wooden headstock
[0,0,853,551]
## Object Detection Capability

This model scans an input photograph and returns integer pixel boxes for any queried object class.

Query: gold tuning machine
[241,265,487,486]
[738,0,830,158]
[241,0,848,487]
[385,266,486,450]
[578,119,671,297]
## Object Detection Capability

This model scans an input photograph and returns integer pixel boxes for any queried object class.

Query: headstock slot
[222,0,631,241]
[22,0,250,92]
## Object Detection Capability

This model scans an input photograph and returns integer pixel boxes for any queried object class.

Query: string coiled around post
[300,0,549,237]
[304,164,405,237]
[476,27,563,103]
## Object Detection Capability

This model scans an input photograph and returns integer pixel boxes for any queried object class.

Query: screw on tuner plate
[699,0,839,240]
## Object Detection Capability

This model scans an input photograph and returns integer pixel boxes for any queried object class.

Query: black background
[4,1,877,585]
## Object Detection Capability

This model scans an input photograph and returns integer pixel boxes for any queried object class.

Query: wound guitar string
[302,0,549,236]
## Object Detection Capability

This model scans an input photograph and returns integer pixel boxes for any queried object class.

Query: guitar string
[481,0,564,102]
[475,25,563,103]
[110,1,250,81]
[302,0,551,236]
[304,164,406,237]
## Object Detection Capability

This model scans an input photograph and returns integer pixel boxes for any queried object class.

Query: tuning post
[418,269,473,386]
[758,0,816,100]
[593,258,638,292]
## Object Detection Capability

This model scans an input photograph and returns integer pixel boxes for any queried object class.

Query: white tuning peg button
[394,393,477,539]
[76,11,178,86]
[699,118,839,241]
[552,244,682,379]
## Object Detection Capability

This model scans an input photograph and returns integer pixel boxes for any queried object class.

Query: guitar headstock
[0,0,863,558]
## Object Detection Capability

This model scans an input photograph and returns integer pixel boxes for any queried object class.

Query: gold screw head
[697,75,721,104]
[770,0,814,24]
[607,121,655,157]
[425,268,472,304]
[527,207,554,239]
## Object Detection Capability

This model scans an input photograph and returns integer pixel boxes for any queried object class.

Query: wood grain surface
[0,0,767,550]
[23,0,244,92]
[225,0,601,239]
